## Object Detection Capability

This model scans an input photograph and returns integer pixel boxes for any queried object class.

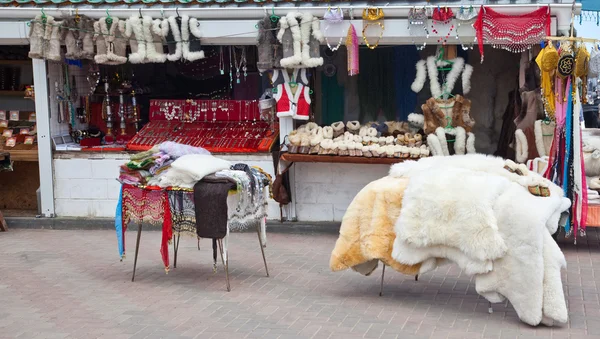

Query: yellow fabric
[329,176,421,276]
[536,45,557,120]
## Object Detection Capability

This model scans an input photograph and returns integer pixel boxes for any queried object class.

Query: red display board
[127,99,279,153]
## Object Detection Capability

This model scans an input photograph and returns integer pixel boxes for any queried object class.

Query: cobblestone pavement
[2,228,600,339]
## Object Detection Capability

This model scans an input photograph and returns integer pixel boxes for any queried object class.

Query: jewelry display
[455,6,477,50]
[219,46,225,75]
[228,46,234,89]
[323,7,345,52]
[362,8,385,50]
[408,7,429,50]
[431,7,454,46]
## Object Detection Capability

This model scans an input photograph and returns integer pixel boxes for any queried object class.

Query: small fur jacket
[421,95,475,135]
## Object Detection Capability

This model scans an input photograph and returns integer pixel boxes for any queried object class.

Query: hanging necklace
[232,47,247,84]
[228,46,234,89]
[324,7,345,52]
[219,46,225,75]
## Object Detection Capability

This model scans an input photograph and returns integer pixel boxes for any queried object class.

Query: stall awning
[580,0,600,12]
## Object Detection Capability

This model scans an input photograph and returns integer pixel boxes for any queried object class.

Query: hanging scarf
[474,6,551,63]
[115,185,125,259]
[573,81,588,239]
[562,77,573,237]
[536,44,559,120]
[346,24,359,76]
[160,190,173,272]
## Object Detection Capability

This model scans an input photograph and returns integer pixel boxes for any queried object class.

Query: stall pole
[32,59,55,218]
[279,116,297,221]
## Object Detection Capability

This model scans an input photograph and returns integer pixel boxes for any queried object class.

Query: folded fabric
[126,156,157,170]
[159,141,211,159]
[130,146,159,161]
[150,159,173,175]
[158,154,231,189]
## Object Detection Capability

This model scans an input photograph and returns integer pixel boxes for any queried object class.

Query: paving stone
[2,229,600,338]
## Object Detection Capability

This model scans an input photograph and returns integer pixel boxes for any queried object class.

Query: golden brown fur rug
[329,176,421,276]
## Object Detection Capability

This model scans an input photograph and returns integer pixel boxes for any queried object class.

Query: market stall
[0,2,579,223]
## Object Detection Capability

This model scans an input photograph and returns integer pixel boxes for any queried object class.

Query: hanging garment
[514,90,545,163]
[194,177,236,239]
[29,14,52,59]
[495,82,522,160]
[534,120,555,157]
[46,19,63,62]
[256,15,282,70]
[275,83,311,120]
[124,15,168,64]
[62,15,95,60]
[271,68,309,87]
[420,95,475,135]
[277,12,325,68]
[474,6,551,63]
[166,15,205,62]
[94,18,127,65]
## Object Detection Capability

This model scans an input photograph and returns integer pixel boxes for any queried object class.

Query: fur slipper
[322,126,334,139]
[346,121,361,134]
[331,121,345,138]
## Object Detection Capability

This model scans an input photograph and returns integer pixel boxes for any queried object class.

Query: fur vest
[29,15,62,61]
[277,12,324,68]
[514,90,545,163]
[421,95,475,135]
[123,15,168,64]
[256,15,282,71]
[62,16,95,60]
[271,68,309,87]
[94,18,128,65]
[166,15,204,62]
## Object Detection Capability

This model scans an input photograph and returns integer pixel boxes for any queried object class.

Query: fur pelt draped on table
[329,176,421,276]
[389,154,571,326]
[331,154,571,327]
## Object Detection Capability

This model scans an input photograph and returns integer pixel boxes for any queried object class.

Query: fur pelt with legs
[329,176,421,276]
[277,12,324,68]
[389,155,570,326]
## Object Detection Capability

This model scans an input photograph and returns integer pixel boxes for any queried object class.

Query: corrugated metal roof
[0,0,573,6]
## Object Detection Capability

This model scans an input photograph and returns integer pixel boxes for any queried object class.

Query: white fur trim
[515,129,528,163]
[455,126,466,155]
[279,13,303,68]
[462,64,474,95]
[466,132,476,154]
[301,12,323,67]
[127,15,146,64]
[311,14,325,42]
[534,120,546,157]
[408,113,424,127]
[152,18,169,37]
[166,16,183,61]
[322,126,334,139]
[411,60,427,93]
[427,134,443,156]
[427,56,465,99]
[435,127,450,156]
[181,16,205,62]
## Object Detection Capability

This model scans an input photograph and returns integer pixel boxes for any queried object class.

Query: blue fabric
[115,185,124,259]
[581,0,600,11]
[563,81,573,235]
[393,46,419,121]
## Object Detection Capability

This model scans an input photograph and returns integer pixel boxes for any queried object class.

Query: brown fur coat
[329,176,421,276]
[421,95,475,135]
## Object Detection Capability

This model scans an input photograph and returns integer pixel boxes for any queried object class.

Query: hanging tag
[236,78,240,84]
[220,70,224,75]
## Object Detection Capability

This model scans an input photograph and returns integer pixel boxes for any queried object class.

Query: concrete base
[5,216,341,234]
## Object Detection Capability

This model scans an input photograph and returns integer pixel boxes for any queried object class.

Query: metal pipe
[0,3,581,20]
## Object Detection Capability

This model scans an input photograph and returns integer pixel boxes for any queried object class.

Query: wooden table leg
[131,223,143,282]
[256,222,269,277]
[0,210,7,232]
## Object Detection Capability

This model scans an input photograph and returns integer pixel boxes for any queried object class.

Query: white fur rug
[390,154,570,326]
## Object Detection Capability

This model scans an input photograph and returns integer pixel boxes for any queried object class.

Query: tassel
[346,24,359,76]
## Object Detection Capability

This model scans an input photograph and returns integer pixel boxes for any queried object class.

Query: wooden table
[280,153,406,164]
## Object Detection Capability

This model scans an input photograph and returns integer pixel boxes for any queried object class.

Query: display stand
[120,184,269,291]
[127,99,279,153]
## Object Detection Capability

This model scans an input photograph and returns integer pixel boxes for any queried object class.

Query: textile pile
[118,141,211,186]
[115,141,273,271]
[330,154,571,326]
